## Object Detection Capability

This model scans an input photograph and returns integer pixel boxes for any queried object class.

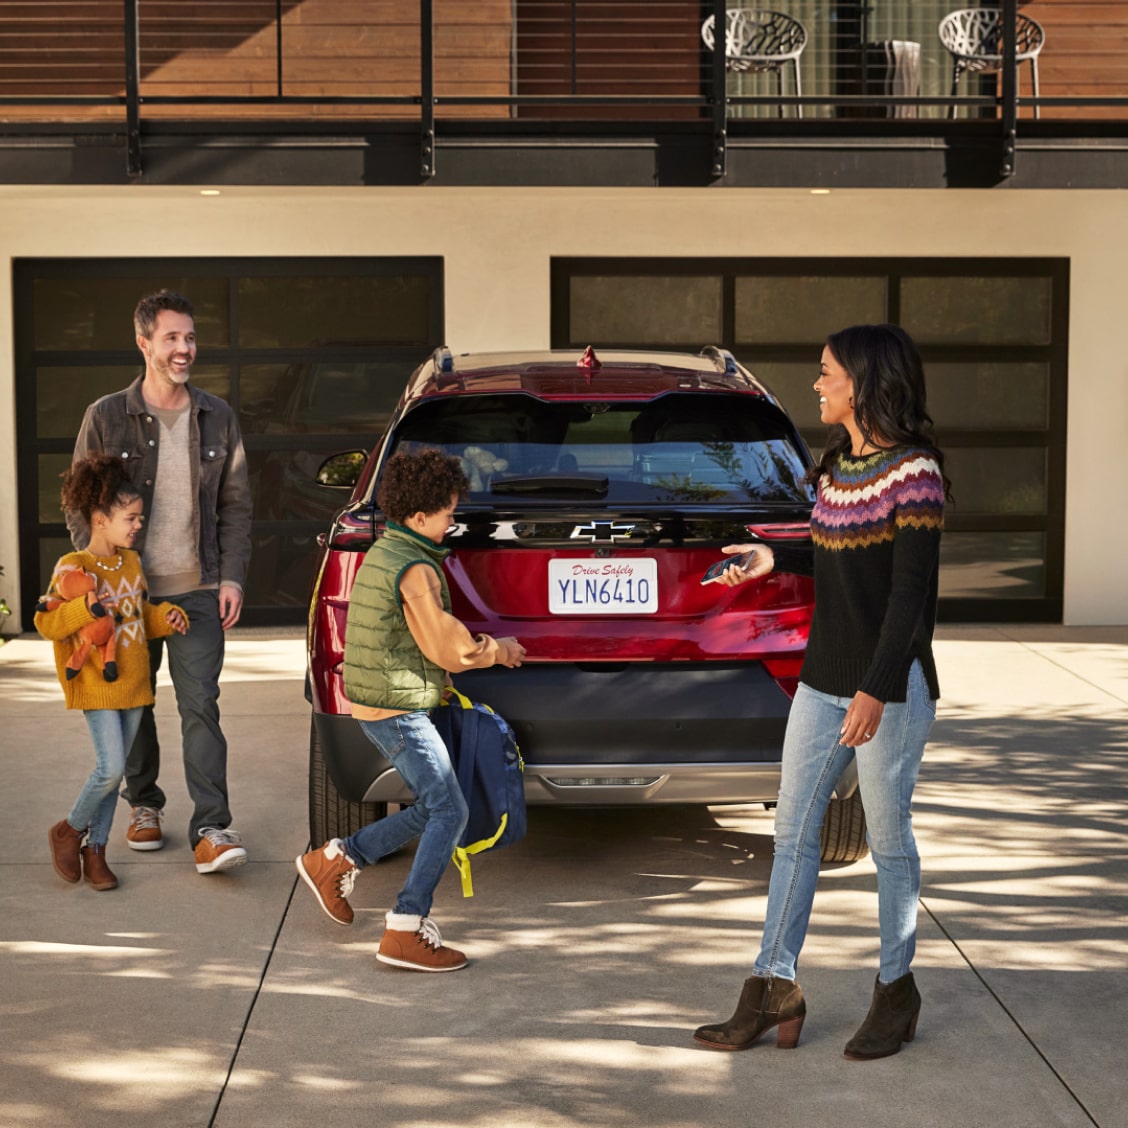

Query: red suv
[306,346,868,863]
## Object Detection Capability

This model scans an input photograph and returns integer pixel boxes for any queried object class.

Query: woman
[694,323,948,1061]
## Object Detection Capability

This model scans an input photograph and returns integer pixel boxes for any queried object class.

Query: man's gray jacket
[68,374,253,590]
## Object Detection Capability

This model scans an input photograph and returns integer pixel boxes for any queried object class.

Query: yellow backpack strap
[451,812,509,898]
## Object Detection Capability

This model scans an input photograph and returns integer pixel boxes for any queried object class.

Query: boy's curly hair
[377,448,469,525]
[61,454,141,523]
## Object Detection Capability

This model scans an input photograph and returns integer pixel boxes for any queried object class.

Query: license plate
[548,558,658,614]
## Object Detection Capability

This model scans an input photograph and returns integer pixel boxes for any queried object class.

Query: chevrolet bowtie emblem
[570,521,636,543]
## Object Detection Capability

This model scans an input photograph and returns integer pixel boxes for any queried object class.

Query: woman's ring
[864,731,873,738]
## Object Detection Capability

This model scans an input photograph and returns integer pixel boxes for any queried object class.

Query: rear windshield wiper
[490,474,609,496]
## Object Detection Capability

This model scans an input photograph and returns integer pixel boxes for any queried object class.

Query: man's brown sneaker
[194,827,248,874]
[81,843,118,891]
[296,839,359,925]
[49,819,84,884]
[376,913,468,972]
[126,806,164,851]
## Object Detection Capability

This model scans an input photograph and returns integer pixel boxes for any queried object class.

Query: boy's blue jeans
[71,708,144,847]
[343,711,468,919]
[753,661,936,985]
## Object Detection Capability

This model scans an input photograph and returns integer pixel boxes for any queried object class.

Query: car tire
[308,718,387,844]
[819,793,869,863]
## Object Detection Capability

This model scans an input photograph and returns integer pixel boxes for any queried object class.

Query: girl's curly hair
[60,453,141,523]
[377,448,469,524]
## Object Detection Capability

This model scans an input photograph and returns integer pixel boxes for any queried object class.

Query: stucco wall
[0,185,1123,625]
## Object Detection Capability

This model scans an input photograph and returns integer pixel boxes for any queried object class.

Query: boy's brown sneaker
[126,806,164,851]
[194,827,248,874]
[81,844,118,891]
[49,819,84,883]
[377,914,468,973]
[295,839,359,925]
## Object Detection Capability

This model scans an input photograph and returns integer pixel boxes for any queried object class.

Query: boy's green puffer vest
[343,524,452,712]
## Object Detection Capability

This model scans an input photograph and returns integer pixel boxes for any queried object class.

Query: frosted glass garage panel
[33,277,229,350]
[939,532,1045,598]
[238,275,433,348]
[944,447,1046,516]
[568,276,722,344]
[927,361,1049,430]
[901,276,1053,345]
[742,360,822,429]
[735,276,886,343]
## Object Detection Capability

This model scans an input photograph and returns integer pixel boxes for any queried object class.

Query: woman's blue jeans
[343,711,468,919]
[70,708,144,847]
[754,661,936,985]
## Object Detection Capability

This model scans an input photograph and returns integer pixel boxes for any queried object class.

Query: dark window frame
[15,256,444,629]
[551,255,1069,622]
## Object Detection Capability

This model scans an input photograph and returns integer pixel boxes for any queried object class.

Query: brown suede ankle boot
[81,844,119,891]
[49,819,85,884]
[693,975,806,1051]
[843,972,921,1061]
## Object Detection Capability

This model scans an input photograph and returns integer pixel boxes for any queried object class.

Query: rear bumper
[314,661,799,806]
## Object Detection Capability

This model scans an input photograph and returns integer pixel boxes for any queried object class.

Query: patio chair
[701,9,808,118]
[939,7,1045,119]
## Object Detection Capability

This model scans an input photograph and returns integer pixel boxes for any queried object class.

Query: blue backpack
[430,688,527,897]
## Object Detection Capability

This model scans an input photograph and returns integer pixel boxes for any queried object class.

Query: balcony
[1,1,1126,187]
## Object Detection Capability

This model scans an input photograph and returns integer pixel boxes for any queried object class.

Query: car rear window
[389,393,813,505]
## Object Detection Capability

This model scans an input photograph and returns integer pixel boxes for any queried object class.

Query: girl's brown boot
[81,844,119,891]
[843,972,921,1060]
[48,820,85,883]
[694,975,806,1051]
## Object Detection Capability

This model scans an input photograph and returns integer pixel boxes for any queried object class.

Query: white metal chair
[701,9,808,119]
[938,8,1045,119]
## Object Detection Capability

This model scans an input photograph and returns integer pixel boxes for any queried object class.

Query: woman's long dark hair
[809,323,952,499]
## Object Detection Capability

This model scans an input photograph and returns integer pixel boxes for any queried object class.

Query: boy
[296,448,526,971]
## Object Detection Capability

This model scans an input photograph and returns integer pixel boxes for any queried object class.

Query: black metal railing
[1,0,1126,179]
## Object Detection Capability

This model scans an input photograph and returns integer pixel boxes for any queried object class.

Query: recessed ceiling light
[810,188,831,195]
[200,189,221,196]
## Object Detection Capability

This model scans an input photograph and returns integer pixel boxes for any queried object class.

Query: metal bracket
[709,0,728,178]
[420,0,435,178]
[999,0,1018,178]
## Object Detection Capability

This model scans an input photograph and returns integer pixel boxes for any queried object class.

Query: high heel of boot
[903,1007,920,1044]
[775,1013,805,1049]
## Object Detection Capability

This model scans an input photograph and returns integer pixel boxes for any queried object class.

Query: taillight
[745,522,810,540]
[328,509,376,550]
[763,656,803,700]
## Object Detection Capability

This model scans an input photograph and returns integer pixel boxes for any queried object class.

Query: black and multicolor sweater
[787,446,945,704]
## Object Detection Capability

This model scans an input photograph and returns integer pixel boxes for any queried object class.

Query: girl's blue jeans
[69,708,144,847]
[754,660,936,985]
[343,711,468,919]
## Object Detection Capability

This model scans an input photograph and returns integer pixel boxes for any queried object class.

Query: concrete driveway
[1,624,1126,1128]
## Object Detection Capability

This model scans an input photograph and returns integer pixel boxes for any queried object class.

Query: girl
[694,324,949,1061]
[37,453,188,891]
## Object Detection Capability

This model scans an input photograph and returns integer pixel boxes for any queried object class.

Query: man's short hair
[377,449,470,525]
[134,290,195,339]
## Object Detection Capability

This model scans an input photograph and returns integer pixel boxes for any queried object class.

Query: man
[68,290,253,874]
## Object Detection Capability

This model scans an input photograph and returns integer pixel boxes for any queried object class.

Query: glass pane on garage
[568,275,722,344]
[927,361,1049,430]
[939,532,1046,598]
[33,276,230,349]
[944,447,1047,516]
[734,276,886,343]
[237,274,433,347]
[901,275,1053,345]
[37,366,139,438]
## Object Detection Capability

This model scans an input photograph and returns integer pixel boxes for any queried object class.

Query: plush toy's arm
[34,595,96,641]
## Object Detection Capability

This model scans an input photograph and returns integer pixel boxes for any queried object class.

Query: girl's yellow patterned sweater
[34,549,187,710]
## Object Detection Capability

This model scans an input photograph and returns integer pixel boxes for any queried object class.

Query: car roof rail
[432,345,454,375]
[700,345,738,376]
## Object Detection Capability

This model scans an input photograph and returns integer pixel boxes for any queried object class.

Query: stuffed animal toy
[36,566,118,682]
[460,445,509,491]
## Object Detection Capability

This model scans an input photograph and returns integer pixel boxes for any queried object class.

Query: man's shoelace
[200,827,242,846]
[131,807,161,830]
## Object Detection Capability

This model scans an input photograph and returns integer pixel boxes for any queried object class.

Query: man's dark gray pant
[122,588,232,844]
